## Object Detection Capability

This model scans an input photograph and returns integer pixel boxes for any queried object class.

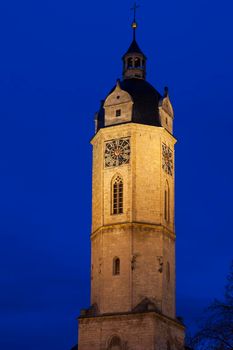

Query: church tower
[78,11,185,350]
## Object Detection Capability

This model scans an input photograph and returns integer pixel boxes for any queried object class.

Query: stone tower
[78,16,185,350]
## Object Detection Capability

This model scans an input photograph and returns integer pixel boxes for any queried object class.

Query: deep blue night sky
[0,0,232,349]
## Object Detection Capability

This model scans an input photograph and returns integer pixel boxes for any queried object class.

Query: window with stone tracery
[112,175,123,215]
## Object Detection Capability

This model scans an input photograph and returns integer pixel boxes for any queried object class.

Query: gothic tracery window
[112,175,123,215]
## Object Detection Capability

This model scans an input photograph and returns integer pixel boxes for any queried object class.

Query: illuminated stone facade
[78,30,185,350]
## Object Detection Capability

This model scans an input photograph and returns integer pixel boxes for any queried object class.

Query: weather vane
[131,2,140,40]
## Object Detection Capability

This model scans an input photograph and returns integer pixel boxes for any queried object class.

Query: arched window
[134,57,141,68]
[127,57,133,68]
[112,175,123,215]
[108,336,122,350]
[164,181,170,222]
[113,257,120,275]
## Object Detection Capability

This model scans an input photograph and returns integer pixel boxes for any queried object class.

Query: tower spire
[131,2,139,40]
[123,3,146,80]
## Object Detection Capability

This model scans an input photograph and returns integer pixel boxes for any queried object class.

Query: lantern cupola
[122,4,146,80]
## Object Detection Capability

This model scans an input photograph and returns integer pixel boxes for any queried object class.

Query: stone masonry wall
[91,124,176,318]
[78,312,185,350]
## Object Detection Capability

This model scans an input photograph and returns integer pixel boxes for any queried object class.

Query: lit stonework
[78,20,185,350]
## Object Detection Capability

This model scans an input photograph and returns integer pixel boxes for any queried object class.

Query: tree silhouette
[70,345,78,350]
[191,261,233,350]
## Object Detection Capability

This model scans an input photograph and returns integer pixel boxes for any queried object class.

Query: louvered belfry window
[112,176,123,215]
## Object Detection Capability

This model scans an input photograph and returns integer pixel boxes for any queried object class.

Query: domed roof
[96,79,162,131]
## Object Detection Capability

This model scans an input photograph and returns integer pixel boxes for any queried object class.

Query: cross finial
[131,2,140,40]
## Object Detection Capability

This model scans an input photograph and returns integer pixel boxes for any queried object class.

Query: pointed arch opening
[164,181,170,222]
[113,257,120,276]
[112,175,123,215]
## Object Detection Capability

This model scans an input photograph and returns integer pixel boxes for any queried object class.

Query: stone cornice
[91,123,177,145]
[91,222,176,241]
[78,309,185,330]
